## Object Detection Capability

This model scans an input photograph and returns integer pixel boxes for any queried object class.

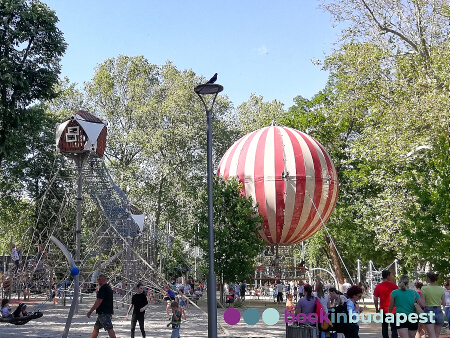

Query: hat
[381,270,391,279]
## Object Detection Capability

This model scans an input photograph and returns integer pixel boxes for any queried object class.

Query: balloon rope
[307,194,355,285]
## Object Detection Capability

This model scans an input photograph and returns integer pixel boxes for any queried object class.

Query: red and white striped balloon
[217,126,338,245]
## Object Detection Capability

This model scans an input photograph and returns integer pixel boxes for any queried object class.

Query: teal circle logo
[243,308,260,325]
[262,308,279,325]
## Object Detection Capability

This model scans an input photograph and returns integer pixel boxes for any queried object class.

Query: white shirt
[11,248,19,261]
[341,282,351,294]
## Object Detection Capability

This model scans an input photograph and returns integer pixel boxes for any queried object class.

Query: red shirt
[374,281,398,313]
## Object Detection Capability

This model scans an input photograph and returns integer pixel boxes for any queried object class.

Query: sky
[44,0,340,109]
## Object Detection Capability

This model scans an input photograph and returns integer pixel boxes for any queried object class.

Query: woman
[295,284,316,325]
[345,285,364,338]
[126,282,148,338]
[421,272,446,338]
[389,275,424,338]
[328,287,341,309]
[1,299,12,318]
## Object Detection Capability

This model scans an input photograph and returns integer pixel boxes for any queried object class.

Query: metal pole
[357,259,361,284]
[75,155,82,263]
[206,106,217,338]
[394,259,398,278]
[50,236,79,338]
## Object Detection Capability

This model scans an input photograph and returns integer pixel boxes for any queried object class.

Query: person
[276,280,283,304]
[126,282,148,338]
[444,281,450,329]
[293,283,298,301]
[414,282,426,338]
[52,283,58,305]
[12,303,28,318]
[374,270,398,338]
[315,279,329,313]
[298,280,304,299]
[226,287,235,306]
[167,301,182,338]
[1,299,12,318]
[328,287,341,308]
[87,274,116,338]
[341,279,351,296]
[177,289,187,319]
[345,285,364,338]
[389,275,424,338]
[164,285,176,317]
[10,243,21,273]
[234,283,240,300]
[295,284,316,325]
[421,272,446,338]
[286,294,295,315]
[240,281,246,301]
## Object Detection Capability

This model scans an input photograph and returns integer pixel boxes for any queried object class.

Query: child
[164,285,176,317]
[52,284,58,305]
[12,303,28,318]
[177,289,187,320]
[167,301,182,338]
[1,299,12,318]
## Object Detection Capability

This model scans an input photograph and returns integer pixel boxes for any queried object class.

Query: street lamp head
[194,83,224,95]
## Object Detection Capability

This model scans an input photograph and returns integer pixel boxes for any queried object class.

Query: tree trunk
[328,236,344,287]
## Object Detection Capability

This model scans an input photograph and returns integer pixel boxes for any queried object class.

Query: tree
[236,93,287,135]
[0,0,67,167]
[193,176,263,303]
[85,56,237,268]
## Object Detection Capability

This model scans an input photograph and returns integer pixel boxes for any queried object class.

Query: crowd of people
[281,271,449,338]
[85,275,204,338]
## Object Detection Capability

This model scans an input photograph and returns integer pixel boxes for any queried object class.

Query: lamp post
[194,82,223,338]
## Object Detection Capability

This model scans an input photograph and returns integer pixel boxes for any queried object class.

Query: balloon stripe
[273,127,286,244]
[254,128,272,243]
[236,131,258,193]
[283,128,306,243]
[295,131,323,241]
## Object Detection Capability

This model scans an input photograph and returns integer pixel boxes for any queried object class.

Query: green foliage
[236,93,287,134]
[193,176,264,283]
[0,0,66,166]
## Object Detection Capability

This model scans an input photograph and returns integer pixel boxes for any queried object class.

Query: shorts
[424,306,444,325]
[94,313,114,331]
[396,319,418,331]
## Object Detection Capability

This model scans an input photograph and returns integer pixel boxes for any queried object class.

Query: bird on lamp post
[206,73,217,84]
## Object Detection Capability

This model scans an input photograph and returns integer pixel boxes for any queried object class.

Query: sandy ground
[0,294,448,337]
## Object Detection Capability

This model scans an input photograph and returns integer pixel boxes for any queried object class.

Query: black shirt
[132,292,148,315]
[96,283,114,314]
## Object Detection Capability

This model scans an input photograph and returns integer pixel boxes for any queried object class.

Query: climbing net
[4,154,197,310]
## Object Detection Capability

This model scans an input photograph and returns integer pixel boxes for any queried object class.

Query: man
[87,274,116,338]
[240,281,246,301]
[276,280,283,304]
[374,270,398,338]
[341,279,351,296]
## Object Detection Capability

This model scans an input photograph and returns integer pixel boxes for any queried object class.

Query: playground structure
[2,111,196,325]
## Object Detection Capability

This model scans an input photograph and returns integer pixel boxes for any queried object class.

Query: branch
[360,0,420,55]
[21,37,34,66]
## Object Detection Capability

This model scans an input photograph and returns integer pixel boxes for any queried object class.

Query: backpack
[330,302,350,333]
